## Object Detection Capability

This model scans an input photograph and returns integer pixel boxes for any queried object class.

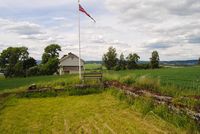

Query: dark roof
[60,52,85,62]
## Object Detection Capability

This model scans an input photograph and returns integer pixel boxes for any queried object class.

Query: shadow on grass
[17,87,105,98]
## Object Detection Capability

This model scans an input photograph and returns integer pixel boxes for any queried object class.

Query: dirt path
[104,80,200,123]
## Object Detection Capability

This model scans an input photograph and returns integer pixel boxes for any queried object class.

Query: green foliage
[0,47,36,78]
[102,47,152,70]
[126,53,140,69]
[40,44,61,75]
[117,53,127,70]
[23,57,36,70]
[102,47,118,70]
[27,66,40,76]
[138,63,150,69]
[40,58,59,75]
[150,51,160,69]
[42,44,61,64]
[198,57,200,65]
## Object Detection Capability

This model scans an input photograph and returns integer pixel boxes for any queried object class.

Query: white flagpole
[78,0,81,79]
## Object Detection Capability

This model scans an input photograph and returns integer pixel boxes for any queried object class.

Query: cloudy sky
[0,0,200,61]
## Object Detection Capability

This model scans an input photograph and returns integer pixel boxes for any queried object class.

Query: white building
[59,52,84,75]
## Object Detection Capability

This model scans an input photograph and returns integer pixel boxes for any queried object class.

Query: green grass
[104,66,200,96]
[0,91,186,134]
[0,75,4,80]
[84,63,102,70]
[109,88,199,133]
[0,67,199,133]
[0,75,78,93]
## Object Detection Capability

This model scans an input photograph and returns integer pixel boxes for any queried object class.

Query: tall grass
[135,75,160,90]
[104,66,200,96]
[108,88,200,133]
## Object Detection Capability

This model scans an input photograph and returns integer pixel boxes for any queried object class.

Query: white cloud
[0,0,73,9]
[0,0,200,60]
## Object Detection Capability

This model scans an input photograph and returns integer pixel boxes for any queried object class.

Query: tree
[27,66,40,76]
[150,51,160,69]
[126,53,140,69]
[198,57,200,65]
[42,44,61,64]
[118,53,127,70]
[40,44,61,75]
[23,57,37,70]
[102,47,118,70]
[0,47,30,77]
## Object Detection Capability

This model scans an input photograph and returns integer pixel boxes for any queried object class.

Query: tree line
[1,45,200,78]
[199,58,200,65]
[102,47,160,70]
[0,44,61,78]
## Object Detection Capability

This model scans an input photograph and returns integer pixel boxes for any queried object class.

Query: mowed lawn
[0,92,184,134]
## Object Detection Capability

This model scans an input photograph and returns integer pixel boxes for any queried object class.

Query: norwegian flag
[79,4,96,22]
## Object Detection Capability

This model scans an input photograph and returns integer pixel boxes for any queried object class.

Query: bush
[27,66,40,76]
[114,65,121,71]
[138,63,150,69]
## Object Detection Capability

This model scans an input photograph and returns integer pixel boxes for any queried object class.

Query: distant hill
[160,60,198,66]
[85,61,102,64]
[36,60,41,64]
[85,60,198,66]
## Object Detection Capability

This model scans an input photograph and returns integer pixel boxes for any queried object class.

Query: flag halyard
[79,4,96,22]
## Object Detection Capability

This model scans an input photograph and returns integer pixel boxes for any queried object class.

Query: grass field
[0,75,79,93]
[0,91,186,134]
[0,65,200,133]
[104,66,200,96]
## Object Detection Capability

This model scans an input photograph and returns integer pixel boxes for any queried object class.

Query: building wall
[59,54,85,75]
[60,66,84,75]
[60,57,84,67]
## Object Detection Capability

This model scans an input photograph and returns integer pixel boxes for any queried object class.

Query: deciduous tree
[0,47,35,77]
[102,47,118,70]
[126,53,140,69]
[42,44,61,64]
[118,53,127,70]
[150,51,160,69]
[41,44,61,75]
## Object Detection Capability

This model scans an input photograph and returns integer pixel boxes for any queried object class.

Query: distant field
[84,63,102,70]
[0,92,184,133]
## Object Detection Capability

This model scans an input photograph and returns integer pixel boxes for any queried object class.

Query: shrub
[114,65,121,71]
[138,63,150,69]
[27,66,40,76]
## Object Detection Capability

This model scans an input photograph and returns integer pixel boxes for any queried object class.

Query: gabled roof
[60,52,85,63]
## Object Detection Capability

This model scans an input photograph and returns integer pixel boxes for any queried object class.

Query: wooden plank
[83,72,102,75]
